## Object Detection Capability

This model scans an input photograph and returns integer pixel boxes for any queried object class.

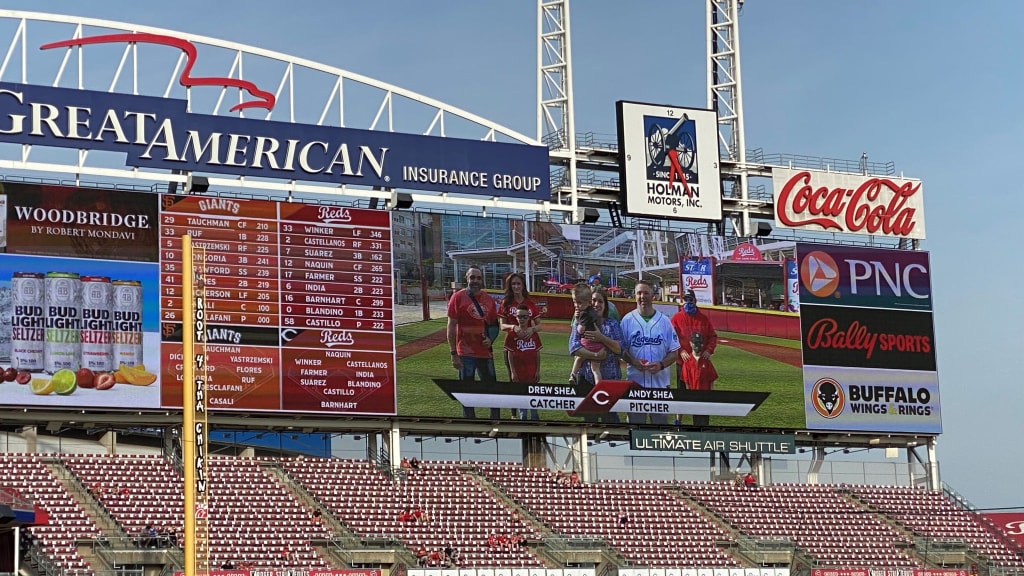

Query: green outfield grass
[395,319,806,428]
[718,330,803,350]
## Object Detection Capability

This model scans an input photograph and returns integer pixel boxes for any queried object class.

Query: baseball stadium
[0,5,1019,576]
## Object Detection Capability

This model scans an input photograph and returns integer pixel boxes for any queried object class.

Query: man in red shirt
[447,265,500,418]
[670,289,719,426]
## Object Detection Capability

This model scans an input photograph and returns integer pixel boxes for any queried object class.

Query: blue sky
[3,1,1021,509]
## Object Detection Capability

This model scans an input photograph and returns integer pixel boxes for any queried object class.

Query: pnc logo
[811,377,845,419]
[800,251,840,298]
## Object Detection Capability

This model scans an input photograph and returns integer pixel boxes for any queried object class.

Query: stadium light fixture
[598,431,610,440]
[488,427,499,438]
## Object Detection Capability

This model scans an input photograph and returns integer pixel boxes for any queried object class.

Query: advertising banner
[810,571,966,576]
[732,243,762,262]
[175,571,380,576]
[785,259,799,313]
[772,168,926,240]
[680,258,714,305]
[798,245,931,311]
[616,101,723,222]
[0,182,396,415]
[630,430,796,454]
[797,243,940,433]
[0,82,550,200]
[982,513,1024,547]
[0,197,943,436]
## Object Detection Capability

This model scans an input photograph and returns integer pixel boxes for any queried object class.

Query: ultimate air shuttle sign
[0,82,550,199]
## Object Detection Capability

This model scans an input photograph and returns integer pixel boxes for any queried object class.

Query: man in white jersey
[620,280,680,425]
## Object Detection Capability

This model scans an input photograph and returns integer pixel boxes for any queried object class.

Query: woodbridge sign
[0,82,550,199]
[772,167,926,240]
[630,430,796,454]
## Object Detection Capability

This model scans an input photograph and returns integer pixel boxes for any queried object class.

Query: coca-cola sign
[773,168,926,239]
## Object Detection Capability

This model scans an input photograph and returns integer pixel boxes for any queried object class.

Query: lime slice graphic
[52,369,78,396]
[30,378,54,395]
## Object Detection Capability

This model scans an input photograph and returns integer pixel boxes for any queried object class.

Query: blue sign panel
[0,82,550,199]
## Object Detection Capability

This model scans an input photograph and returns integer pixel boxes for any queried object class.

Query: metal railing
[747,148,896,176]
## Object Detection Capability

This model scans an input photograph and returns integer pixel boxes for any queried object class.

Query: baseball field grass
[395,320,806,429]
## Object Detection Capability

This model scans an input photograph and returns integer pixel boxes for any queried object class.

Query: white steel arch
[0,10,557,214]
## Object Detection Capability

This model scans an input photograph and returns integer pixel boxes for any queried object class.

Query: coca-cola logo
[804,318,931,360]
[318,206,352,223]
[320,330,355,347]
[776,170,922,237]
[685,276,709,289]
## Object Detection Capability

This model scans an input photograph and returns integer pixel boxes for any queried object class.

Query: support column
[807,446,825,485]
[21,426,36,453]
[927,437,941,491]
[576,430,590,482]
[522,433,548,469]
[99,431,117,454]
[386,423,402,470]
[367,433,379,463]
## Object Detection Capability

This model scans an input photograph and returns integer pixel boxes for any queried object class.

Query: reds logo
[318,206,352,223]
[515,339,538,352]
[320,330,355,347]
[41,33,276,112]
[1004,520,1024,535]
[684,276,708,289]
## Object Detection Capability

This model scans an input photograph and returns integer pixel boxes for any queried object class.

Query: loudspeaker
[185,174,210,194]
[579,207,600,224]
[390,191,413,210]
[749,221,772,237]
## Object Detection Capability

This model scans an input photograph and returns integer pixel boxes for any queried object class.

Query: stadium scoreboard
[158,195,396,414]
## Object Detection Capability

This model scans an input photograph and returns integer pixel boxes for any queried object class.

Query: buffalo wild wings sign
[772,168,926,240]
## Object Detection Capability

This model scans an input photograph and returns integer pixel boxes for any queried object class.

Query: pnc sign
[797,243,932,311]
[773,167,926,240]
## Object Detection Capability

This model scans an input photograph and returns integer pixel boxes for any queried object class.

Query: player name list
[158,195,396,415]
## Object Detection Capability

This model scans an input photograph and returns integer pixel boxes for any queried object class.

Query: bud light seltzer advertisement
[0,183,162,408]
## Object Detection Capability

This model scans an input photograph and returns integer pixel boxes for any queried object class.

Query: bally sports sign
[772,168,926,240]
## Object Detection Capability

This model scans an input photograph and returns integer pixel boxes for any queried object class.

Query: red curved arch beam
[41,32,277,113]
